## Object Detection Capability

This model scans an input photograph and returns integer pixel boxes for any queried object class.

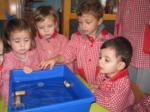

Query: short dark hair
[77,0,104,20]
[4,18,35,52]
[101,36,133,68]
[33,5,57,24]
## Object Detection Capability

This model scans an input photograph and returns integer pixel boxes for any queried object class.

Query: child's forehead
[10,29,31,38]
[101,47,117,55]
[78,12,98,20]
[36,15,55,23]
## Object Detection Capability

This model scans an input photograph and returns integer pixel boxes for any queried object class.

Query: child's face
[0,40,4,64]
[9,30,31,56]
[36,16,56,39]
[78,13,102,36]
[99,47,123,77]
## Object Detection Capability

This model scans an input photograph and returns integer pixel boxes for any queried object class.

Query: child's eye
[105,58,110,62]
[14,40,20,43]
[48,25,53,28]
[25,39,29,42]
[38,27,44,29]
[86,22,91,24]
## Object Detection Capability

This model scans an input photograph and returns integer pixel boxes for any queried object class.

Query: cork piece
[15,91,26,96]
[64,80,71,87]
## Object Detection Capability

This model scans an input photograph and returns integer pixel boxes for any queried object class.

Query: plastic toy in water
[13,91,26,110]
[64,80,71,88]
[14,91,26,106]
[8,65,95,112]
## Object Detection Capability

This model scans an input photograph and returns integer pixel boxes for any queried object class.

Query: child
[0,37,4,98]
[40,0,113,85]
[115,0,150,110]
[2,18,40,104]
[33,5,70,63]
[93,37,134,112]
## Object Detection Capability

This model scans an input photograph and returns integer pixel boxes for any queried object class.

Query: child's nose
[20,42,25,47]
[82,23,87,29]
[44,28,49,32]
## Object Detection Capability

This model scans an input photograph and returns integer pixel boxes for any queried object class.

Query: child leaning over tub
[40,0,113,86]
[92,37,134,112]
[2,18,40,105]
[32,5,73,71]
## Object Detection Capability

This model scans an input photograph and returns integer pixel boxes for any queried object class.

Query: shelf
[70,13,116,20]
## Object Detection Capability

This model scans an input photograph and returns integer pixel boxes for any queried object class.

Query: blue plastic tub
[8,65,95,112]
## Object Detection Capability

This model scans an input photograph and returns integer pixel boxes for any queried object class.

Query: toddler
[40,0,113,85]
[2,18,40,104]
[93,37,134,111]
[33,6,70,62]
[0,37,4,98]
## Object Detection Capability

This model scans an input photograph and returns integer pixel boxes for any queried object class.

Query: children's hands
[23,66,33,74]
[39,58,56,70]
[90,84,98,93]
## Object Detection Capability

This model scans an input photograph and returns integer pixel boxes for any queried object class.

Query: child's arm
[39,55,65,69]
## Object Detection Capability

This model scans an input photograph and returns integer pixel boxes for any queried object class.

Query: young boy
[40,0,113,85]
[93,37,134,111]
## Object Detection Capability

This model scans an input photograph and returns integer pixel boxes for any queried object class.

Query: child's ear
[7,40,11,45]
[55,22,58,31]
[117,61,126,71]
[98,18,103,25]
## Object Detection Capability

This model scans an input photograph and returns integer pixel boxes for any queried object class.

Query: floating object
[14,91,26,106]
[64,80,71,87]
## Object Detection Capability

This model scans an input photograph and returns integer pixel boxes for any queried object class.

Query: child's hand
[90,84,98,93]
[23,66,33,74]
[39,57,57,70]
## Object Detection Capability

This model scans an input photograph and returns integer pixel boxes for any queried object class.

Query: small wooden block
[15,91,26,96]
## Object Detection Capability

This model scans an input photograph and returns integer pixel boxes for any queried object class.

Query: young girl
[0,37,4,98]
[2,18,40,105]
[32,5,74,69]
[40,0,113,85]
[93,37,134,111]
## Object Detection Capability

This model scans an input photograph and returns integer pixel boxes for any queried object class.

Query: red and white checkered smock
[1,49,40,104]
[35,32,74,71]
[94,69,135,112]
[0,64,2,97]
[115,0,150,68]
[61,28,113,85]
[35,32,68,61]
[132,95,150,112]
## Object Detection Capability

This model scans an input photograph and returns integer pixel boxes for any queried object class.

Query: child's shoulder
[70,32,84,40]
[56,33,68,39]
[4,51,13,58]
[72,32,82,36]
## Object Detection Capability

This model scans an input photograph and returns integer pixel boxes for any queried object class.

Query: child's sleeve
[2,54,14,80]
[60,33,78,64]
[27,49,41,71]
